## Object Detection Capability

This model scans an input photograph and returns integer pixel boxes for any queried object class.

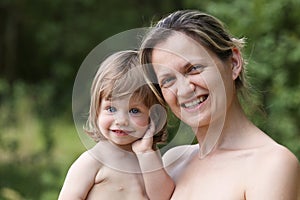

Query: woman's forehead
[153,33,212,61]
[152,40,215,73]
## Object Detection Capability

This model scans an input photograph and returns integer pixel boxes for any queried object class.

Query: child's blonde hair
[85,50,167,148]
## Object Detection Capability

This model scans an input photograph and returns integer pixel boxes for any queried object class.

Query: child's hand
[132,120,155,154]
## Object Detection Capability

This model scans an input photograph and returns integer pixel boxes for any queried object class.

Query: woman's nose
[176,76,195,97]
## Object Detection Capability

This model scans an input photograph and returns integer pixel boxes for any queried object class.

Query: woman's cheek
[162,88,176,104]
[162,89,180,117]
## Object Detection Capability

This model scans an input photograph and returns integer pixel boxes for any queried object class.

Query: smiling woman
[140,9,300,200]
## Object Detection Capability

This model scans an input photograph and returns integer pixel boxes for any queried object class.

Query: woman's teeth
[182,96,207,108]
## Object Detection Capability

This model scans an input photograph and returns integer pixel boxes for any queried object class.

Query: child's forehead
[103,95,148,110]
[107,93,147,104]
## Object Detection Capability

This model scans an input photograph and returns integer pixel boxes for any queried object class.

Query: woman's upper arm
[58,152,101,200]
[247,146,300,200]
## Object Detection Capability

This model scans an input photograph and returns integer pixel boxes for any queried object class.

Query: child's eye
[129,108,140,114]
[106,106,117,113]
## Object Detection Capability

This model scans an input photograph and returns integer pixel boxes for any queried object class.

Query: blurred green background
[0,0,299,199]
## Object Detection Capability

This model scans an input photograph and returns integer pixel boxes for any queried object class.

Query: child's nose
[115,112,129,126]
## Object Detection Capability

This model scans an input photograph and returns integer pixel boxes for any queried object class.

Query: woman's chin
[182,114,211,129]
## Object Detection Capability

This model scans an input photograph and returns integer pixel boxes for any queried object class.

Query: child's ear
[231,48,242,80]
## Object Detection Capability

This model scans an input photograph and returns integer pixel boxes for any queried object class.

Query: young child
[58,50,175,200]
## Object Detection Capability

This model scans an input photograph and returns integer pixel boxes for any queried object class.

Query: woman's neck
[194,98,253,155]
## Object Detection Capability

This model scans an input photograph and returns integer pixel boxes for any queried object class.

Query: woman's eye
[106,106,117,113]
[129,108,140,114]
[160,77,175,88]
[187,65,204,74]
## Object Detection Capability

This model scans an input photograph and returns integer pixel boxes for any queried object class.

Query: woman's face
[151,32,237,128]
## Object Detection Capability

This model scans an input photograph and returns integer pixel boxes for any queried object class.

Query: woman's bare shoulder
[245,143,300,198]
[256,143,299,165]
[162,144,198,167]
[242,128,298,166]
[242,139,298,176]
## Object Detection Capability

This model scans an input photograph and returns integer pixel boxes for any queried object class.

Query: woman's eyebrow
[157,73,171,80]
[183,62,192,69]
[156,63,189,78]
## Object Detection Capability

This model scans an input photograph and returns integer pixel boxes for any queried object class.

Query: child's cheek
[98,115,113,128]
[132,116,149,128]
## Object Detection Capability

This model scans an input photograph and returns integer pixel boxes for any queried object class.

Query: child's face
[97,95,150,151]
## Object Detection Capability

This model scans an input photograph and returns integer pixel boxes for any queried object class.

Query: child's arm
[132,122,175,200]
[58,151,100,200]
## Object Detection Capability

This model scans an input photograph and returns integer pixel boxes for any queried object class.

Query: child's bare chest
[87,166,148,200]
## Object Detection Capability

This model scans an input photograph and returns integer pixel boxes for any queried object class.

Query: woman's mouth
[181,95,208,109]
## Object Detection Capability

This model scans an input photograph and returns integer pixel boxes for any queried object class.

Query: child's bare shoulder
[67,150,103,179]
[58,150,104,199]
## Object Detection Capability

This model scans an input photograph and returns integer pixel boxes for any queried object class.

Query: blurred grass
[0,81,85,200]
[0,116,85,200]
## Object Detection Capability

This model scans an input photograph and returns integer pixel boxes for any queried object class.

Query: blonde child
[58,50,174,200]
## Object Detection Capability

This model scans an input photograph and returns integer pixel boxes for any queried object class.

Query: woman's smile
[180,95,208,111]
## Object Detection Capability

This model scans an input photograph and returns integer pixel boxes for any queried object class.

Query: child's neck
[89,140,141,173]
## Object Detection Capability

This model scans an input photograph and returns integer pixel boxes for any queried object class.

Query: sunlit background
[0,0,299,199]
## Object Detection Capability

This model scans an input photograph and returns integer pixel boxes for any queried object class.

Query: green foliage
[0,80,84,199]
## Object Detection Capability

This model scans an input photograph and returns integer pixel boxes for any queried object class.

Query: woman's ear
[231,48,242,80]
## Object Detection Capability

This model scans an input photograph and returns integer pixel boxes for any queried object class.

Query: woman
[140,10,299,199]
